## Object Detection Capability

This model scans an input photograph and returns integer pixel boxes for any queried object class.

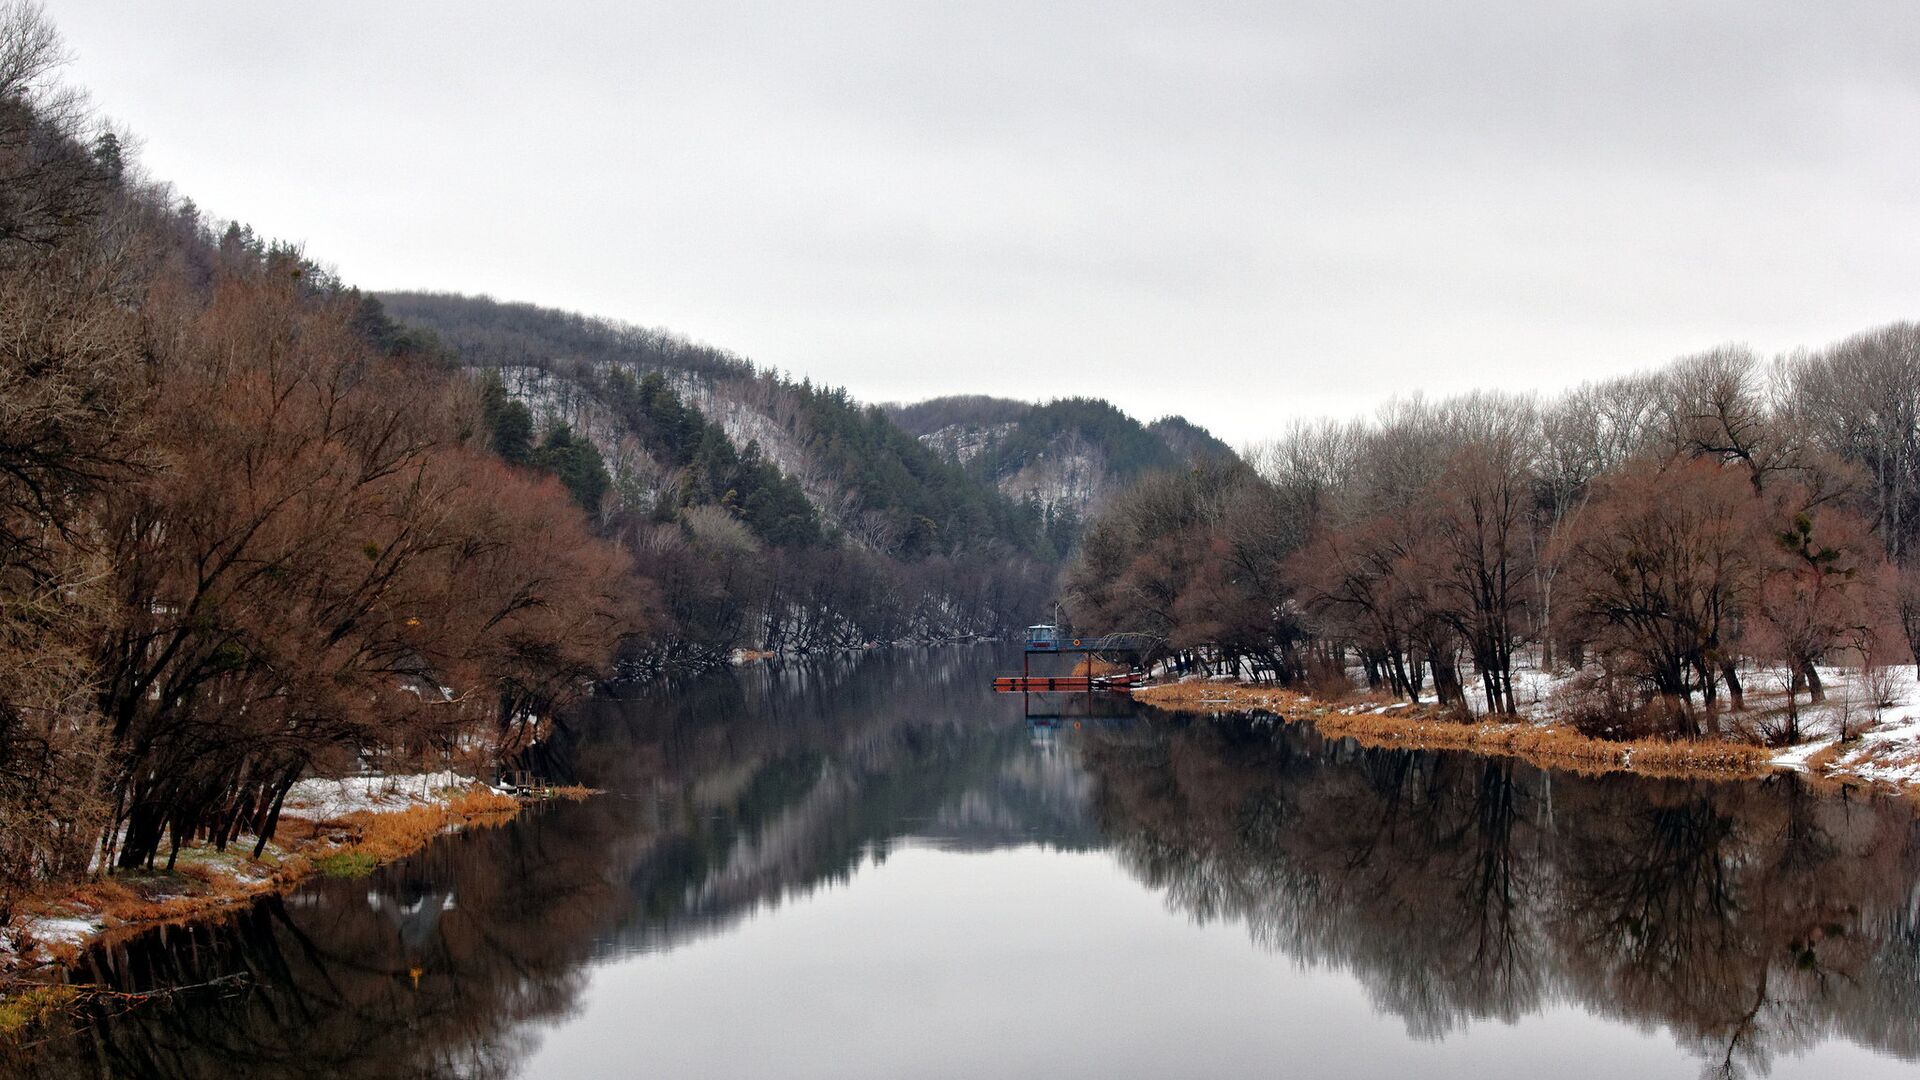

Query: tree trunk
[252,764,302,858]
[118,805,165,870]
[1432,657,1465,711]
[1720,662,1745,712]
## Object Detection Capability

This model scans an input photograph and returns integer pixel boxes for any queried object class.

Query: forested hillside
[377,292,1058,666]
[379,292,1045,558]
[887,394,1237,553]
[385,291,1235,567]
[0,2,649,912]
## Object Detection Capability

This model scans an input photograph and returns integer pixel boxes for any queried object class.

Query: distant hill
[378,292,1232,562]
[1147,415,1237,466]
[884,394,1239,546]
[378,291,1046,561]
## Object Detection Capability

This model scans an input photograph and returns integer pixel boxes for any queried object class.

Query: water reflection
[10,645,1920,1079]
[1081,715,1920,1077]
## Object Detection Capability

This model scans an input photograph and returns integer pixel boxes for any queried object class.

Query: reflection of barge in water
[1021,693,1145,728]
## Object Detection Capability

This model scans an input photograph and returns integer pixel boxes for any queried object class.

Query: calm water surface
[11,645,1920,1079]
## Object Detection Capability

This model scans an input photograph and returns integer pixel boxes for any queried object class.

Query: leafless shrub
[1831,680,1861,744]
[1302,651,1355,701]
[1743,670,1805,747]
[1864,663,1899,711]
[1553,667,1650,740]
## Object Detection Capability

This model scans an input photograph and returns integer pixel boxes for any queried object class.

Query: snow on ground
[1755,664,1920,783]
[24,917,102,948]
[1,914,105,968]
[1842,737,1920,785]
[5,771,508,970]
[1770,739,1830,770]
[1342,648,1920,789]
[1459,662,1564,723]
[279,771,490,822]
[1814,673,1920,785]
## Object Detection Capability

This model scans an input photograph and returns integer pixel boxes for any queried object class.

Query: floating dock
[993,672,1143,693]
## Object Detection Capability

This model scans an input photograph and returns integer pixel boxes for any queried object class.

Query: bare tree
[1786,323,1920,558]
[0,0,135,923]
[1556,457,1766,735]
[1749,506,1890,742]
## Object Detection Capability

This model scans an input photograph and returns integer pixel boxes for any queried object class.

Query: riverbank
[0,773,571,988]
[1133,676,1920,793]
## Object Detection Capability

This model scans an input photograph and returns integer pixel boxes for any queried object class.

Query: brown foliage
[0,11,649,911]
[94,262,643,869]
[0,1,139,924]
[1554,456,1765,731]
[1063,460,1303,679]
[1747,503,1895,739]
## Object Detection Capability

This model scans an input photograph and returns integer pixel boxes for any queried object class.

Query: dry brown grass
[449,786,521,818]
[51,872,259,931]
[1136,680,1775,780]
[324,787,519,868]
[1134,680,1298,711]
[333,805,456,865]
[1803,741,1847,774]
[13,849,307,969]
[541,785,599,801]
[1811,731,1920,795]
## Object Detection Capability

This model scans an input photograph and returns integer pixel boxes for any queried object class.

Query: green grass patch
[314,851,378,878]
[0,984,79,1041]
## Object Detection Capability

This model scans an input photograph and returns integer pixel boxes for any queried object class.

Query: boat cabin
[1025,624,1060,650]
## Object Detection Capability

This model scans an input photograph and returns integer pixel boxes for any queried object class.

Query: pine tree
[91,130,123,182]
[479,372,534,465]
[536,424,611,515]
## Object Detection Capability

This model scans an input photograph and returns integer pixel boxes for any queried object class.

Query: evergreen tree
[91,130,122,182]
[479,372,535,465]
[536,423,611,515]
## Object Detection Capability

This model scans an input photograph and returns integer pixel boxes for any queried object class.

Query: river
[8,644,1920,1079]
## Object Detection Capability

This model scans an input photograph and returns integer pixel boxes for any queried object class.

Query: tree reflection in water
[10,647,1920,1079]
[1080,714,1920,1077]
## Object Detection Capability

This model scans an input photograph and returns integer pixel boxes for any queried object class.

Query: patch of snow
[25,916,102,946]
[1826,705,1920,786]
[999,435,1108,519]
[1769,741,1827,771]
[919,422,1018,465]
[1410,650,1920,790]
[280,770,483,822]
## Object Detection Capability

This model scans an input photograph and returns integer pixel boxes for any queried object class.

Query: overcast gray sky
[52,1,1920,444]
